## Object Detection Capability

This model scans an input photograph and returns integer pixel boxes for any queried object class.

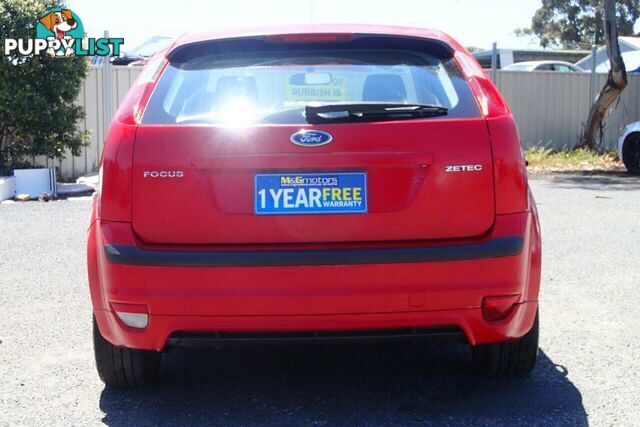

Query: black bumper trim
[104,236,523,267]
[167,327,465,347]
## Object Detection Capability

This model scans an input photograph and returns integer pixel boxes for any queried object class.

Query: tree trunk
[580,0,627,150]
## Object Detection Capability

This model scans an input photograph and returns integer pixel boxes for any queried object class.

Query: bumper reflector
[482,295,520,321]
[111,302,149,329]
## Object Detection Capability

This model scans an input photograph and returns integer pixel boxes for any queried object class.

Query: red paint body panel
[88,25,541,351]
[131,120,495,244]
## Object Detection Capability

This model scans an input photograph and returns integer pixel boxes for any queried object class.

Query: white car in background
[502,61,584,72]
[619,123,640,174]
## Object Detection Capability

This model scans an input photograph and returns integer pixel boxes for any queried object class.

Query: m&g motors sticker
[255,172,367,215]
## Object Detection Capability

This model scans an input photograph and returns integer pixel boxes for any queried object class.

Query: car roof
[169,24,463,52]
[510,60,577,66]
[596,50,640,72]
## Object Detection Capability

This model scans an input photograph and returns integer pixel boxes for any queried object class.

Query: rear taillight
[486,115,529,214]
[453,52,528,215]
[99,52,168,222]
[98,122,136,221]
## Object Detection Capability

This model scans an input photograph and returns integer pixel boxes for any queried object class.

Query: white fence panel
[48,66,640,179]
[496,70,640,151]
[497,71,591,149]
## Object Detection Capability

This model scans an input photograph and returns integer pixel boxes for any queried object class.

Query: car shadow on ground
[532,171,640,191]
[99,340,587,426]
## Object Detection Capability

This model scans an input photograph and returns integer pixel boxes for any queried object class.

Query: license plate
[255,172,367,215]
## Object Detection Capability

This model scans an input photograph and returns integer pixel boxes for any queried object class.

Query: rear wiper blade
[305,103,448,123]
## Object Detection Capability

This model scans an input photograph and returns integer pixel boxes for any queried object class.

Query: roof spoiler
[168,33,455,64]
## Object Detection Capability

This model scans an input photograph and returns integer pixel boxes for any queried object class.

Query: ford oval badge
[290,130,333,147]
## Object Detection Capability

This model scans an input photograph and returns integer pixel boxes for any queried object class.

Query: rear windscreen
[142,36,481,125]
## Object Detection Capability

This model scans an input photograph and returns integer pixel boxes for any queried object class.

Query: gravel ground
[1,173,639,426]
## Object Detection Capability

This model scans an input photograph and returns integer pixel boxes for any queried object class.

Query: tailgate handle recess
[192,152,434,170]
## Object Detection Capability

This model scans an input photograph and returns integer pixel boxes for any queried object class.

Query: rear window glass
[142,37,480,125]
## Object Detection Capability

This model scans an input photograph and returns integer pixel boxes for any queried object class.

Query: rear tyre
[622,133,640,175]
[93,316,161,388]
[471,311,539,377]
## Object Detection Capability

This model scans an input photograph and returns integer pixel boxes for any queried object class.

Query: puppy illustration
[39,10,77,39]
[39,10,77,56]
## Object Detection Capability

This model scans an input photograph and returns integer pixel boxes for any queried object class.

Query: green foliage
[521,0,640,49]
[0,0,88,175]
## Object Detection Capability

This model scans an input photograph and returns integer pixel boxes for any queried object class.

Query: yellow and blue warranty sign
[255,172,367,215]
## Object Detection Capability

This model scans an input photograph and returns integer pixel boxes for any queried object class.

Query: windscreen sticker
[284,75,347,106]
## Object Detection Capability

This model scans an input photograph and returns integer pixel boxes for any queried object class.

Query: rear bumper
[94,302,538,351]
[88,211,541,351]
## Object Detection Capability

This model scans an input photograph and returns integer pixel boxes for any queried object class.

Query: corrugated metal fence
[49,65,640,179]
[497,70,640,150]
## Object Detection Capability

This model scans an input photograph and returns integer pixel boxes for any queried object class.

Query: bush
[0,0,88,175]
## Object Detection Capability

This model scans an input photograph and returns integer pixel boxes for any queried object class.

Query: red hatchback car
[88,25,541,387]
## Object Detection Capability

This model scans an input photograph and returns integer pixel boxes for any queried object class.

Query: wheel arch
[619,122,640,160]
[621,130,640,174]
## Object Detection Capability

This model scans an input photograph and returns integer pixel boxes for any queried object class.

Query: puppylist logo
[3,8,123,57]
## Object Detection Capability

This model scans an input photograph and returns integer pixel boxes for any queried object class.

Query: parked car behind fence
[503,61,584,73]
